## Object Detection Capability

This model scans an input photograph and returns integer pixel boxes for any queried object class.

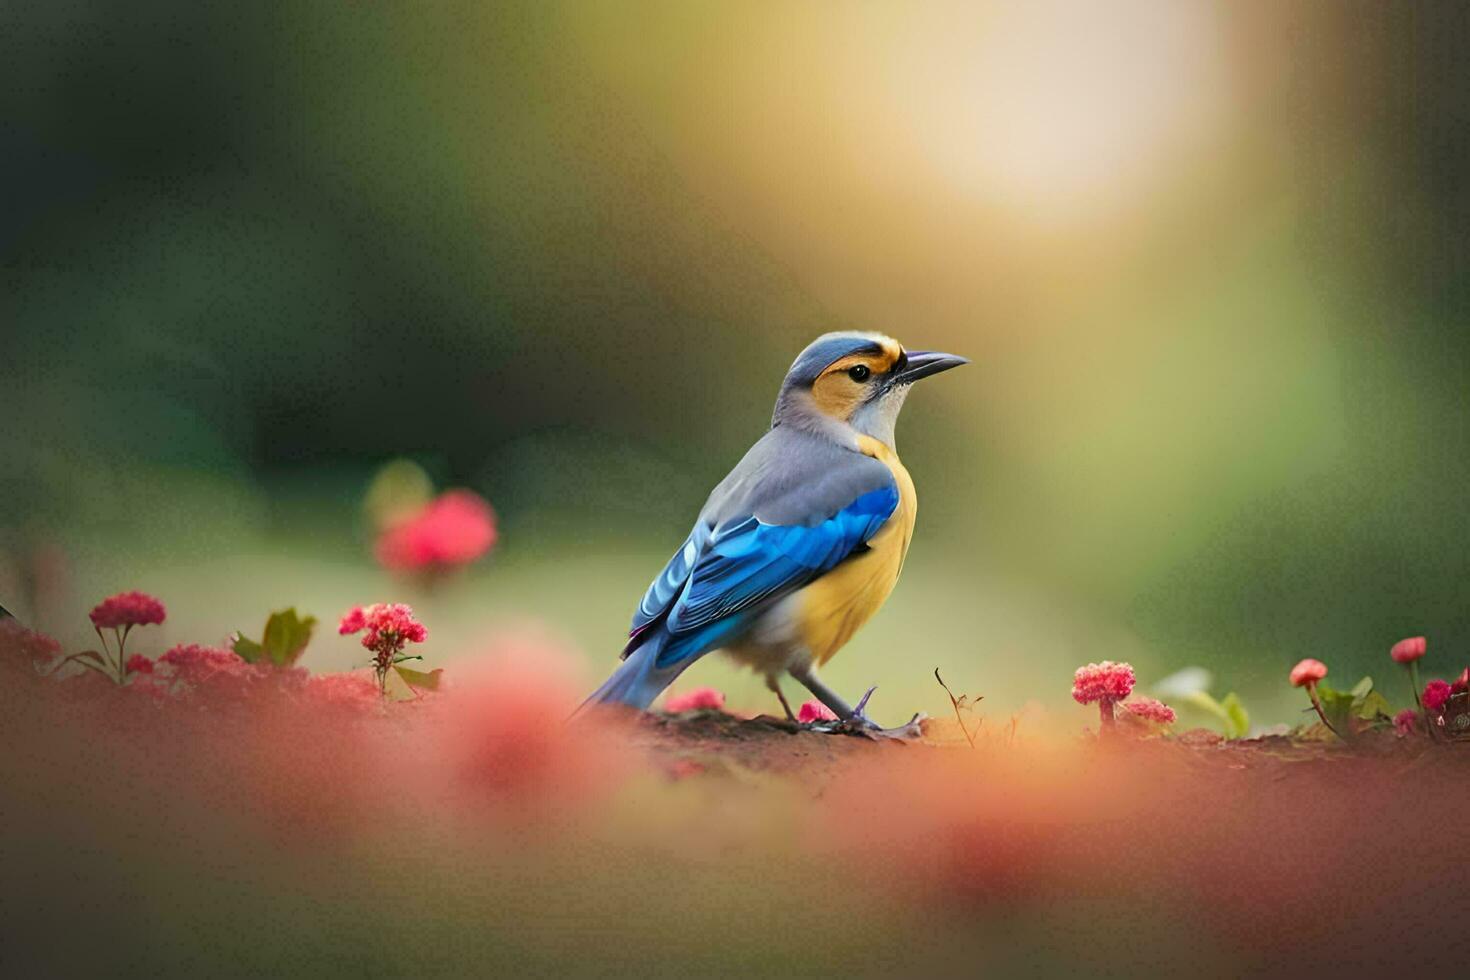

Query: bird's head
[773,331,968,448]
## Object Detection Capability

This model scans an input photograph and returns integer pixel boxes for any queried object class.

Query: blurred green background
[4,1,1468,727]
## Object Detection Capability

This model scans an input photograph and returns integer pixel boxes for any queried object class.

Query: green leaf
[1316,685,1356,735]
[1352,689,1392,724]
[1181,691,1231,733]
[234,608,316,667]
[1221,692,1250,739]
[392,665,443,692]
[261,608,316,666]
[1350,676,1374,700]
[231,634,263,664]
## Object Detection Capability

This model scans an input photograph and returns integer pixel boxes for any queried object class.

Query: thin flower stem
[94,626,119,682]
[1306,684,1340,739]
[1098,699,1116,733]
[934,668,976,749]
[1409,661,1423,709]
[117,624,133,683]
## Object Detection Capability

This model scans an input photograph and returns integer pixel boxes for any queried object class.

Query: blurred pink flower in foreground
[1390,636,1427,664]
[1122,697,1176,725]
[304,672,382,711]
[375,490,497,573]
[798,699,838,723]
[1289,659,1327,688]
[160,644,254,686]
[89,591,166,630]
[125,654,154,675]
[1394,709,1419,737]
[1423,680,1453,714]
[664,687,725,712]
[0,619,61,674]
[339,603,428,695]
[1072,661,1135,732]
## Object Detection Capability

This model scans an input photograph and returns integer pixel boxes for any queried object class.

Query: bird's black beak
[892,350,969,385]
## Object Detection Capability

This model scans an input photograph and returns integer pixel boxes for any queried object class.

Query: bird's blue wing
[634,483,898,668]
[627,522,713,647]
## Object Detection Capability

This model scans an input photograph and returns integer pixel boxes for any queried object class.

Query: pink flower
[664,687,725,712]
[338,603,428,695]
[375,490,497,572]
[337,603,428,650]
[1122,697,1177,724]
[125,654,154,675]
[1423,680,1453,714]
[0,619,62,669]
[1289,659,1328,688]
[88,591,166,629]
[1394,709,1419,737]
[798,699,838,723]
[1071,661,1136,705]
[1390,636,1427,664]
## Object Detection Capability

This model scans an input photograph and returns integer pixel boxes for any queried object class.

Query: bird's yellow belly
[798,438,916,665]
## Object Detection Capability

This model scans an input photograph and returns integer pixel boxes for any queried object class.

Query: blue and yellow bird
[582,332,967,732]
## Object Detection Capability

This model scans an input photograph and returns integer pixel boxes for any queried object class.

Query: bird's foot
[831,686,927,741]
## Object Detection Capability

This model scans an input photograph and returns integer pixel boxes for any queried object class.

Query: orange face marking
[809,342,905,421]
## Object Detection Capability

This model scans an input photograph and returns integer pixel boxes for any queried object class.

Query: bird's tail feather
[575,631,688,714]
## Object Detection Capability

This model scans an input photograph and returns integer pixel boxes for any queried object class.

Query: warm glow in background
[4,1,1469,728]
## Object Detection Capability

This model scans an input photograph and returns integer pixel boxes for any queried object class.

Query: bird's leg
[766,675,797,723]
[787,665,925,740]
[787,664,855,720]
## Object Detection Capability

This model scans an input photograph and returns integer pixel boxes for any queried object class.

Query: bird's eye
[847,364,871,382]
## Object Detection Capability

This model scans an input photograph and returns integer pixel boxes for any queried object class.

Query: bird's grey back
[699,425,894,528]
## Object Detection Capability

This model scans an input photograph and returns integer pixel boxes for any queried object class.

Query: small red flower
[125,654,154,675]
[1289,659,1328,688]
[1452,668,1469,695]
[89,591,166,630]
[664,687,725,712]
[1390,636,1427,664]
[1394,709,1419,737]
[798,699,838,723]
[375,489,497,573]
[338,603,428,695]
[1423,680,1453,714]
[1071,661,1136,704]
[337,603,428,649]
[1121,697,1177,724]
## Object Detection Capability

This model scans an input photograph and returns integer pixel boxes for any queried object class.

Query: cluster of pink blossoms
[86,590,167,683]
[375,490,497,574]
[1072,661,1136,705]
[1422,680,1453,714]
[89,591,166,630]
[1122,696,1177,725]
[1071,661,1175,735]
[339,603,429,694]
[1289,638,1470,741]
[664,687,725,712]
[339,603,428,650]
